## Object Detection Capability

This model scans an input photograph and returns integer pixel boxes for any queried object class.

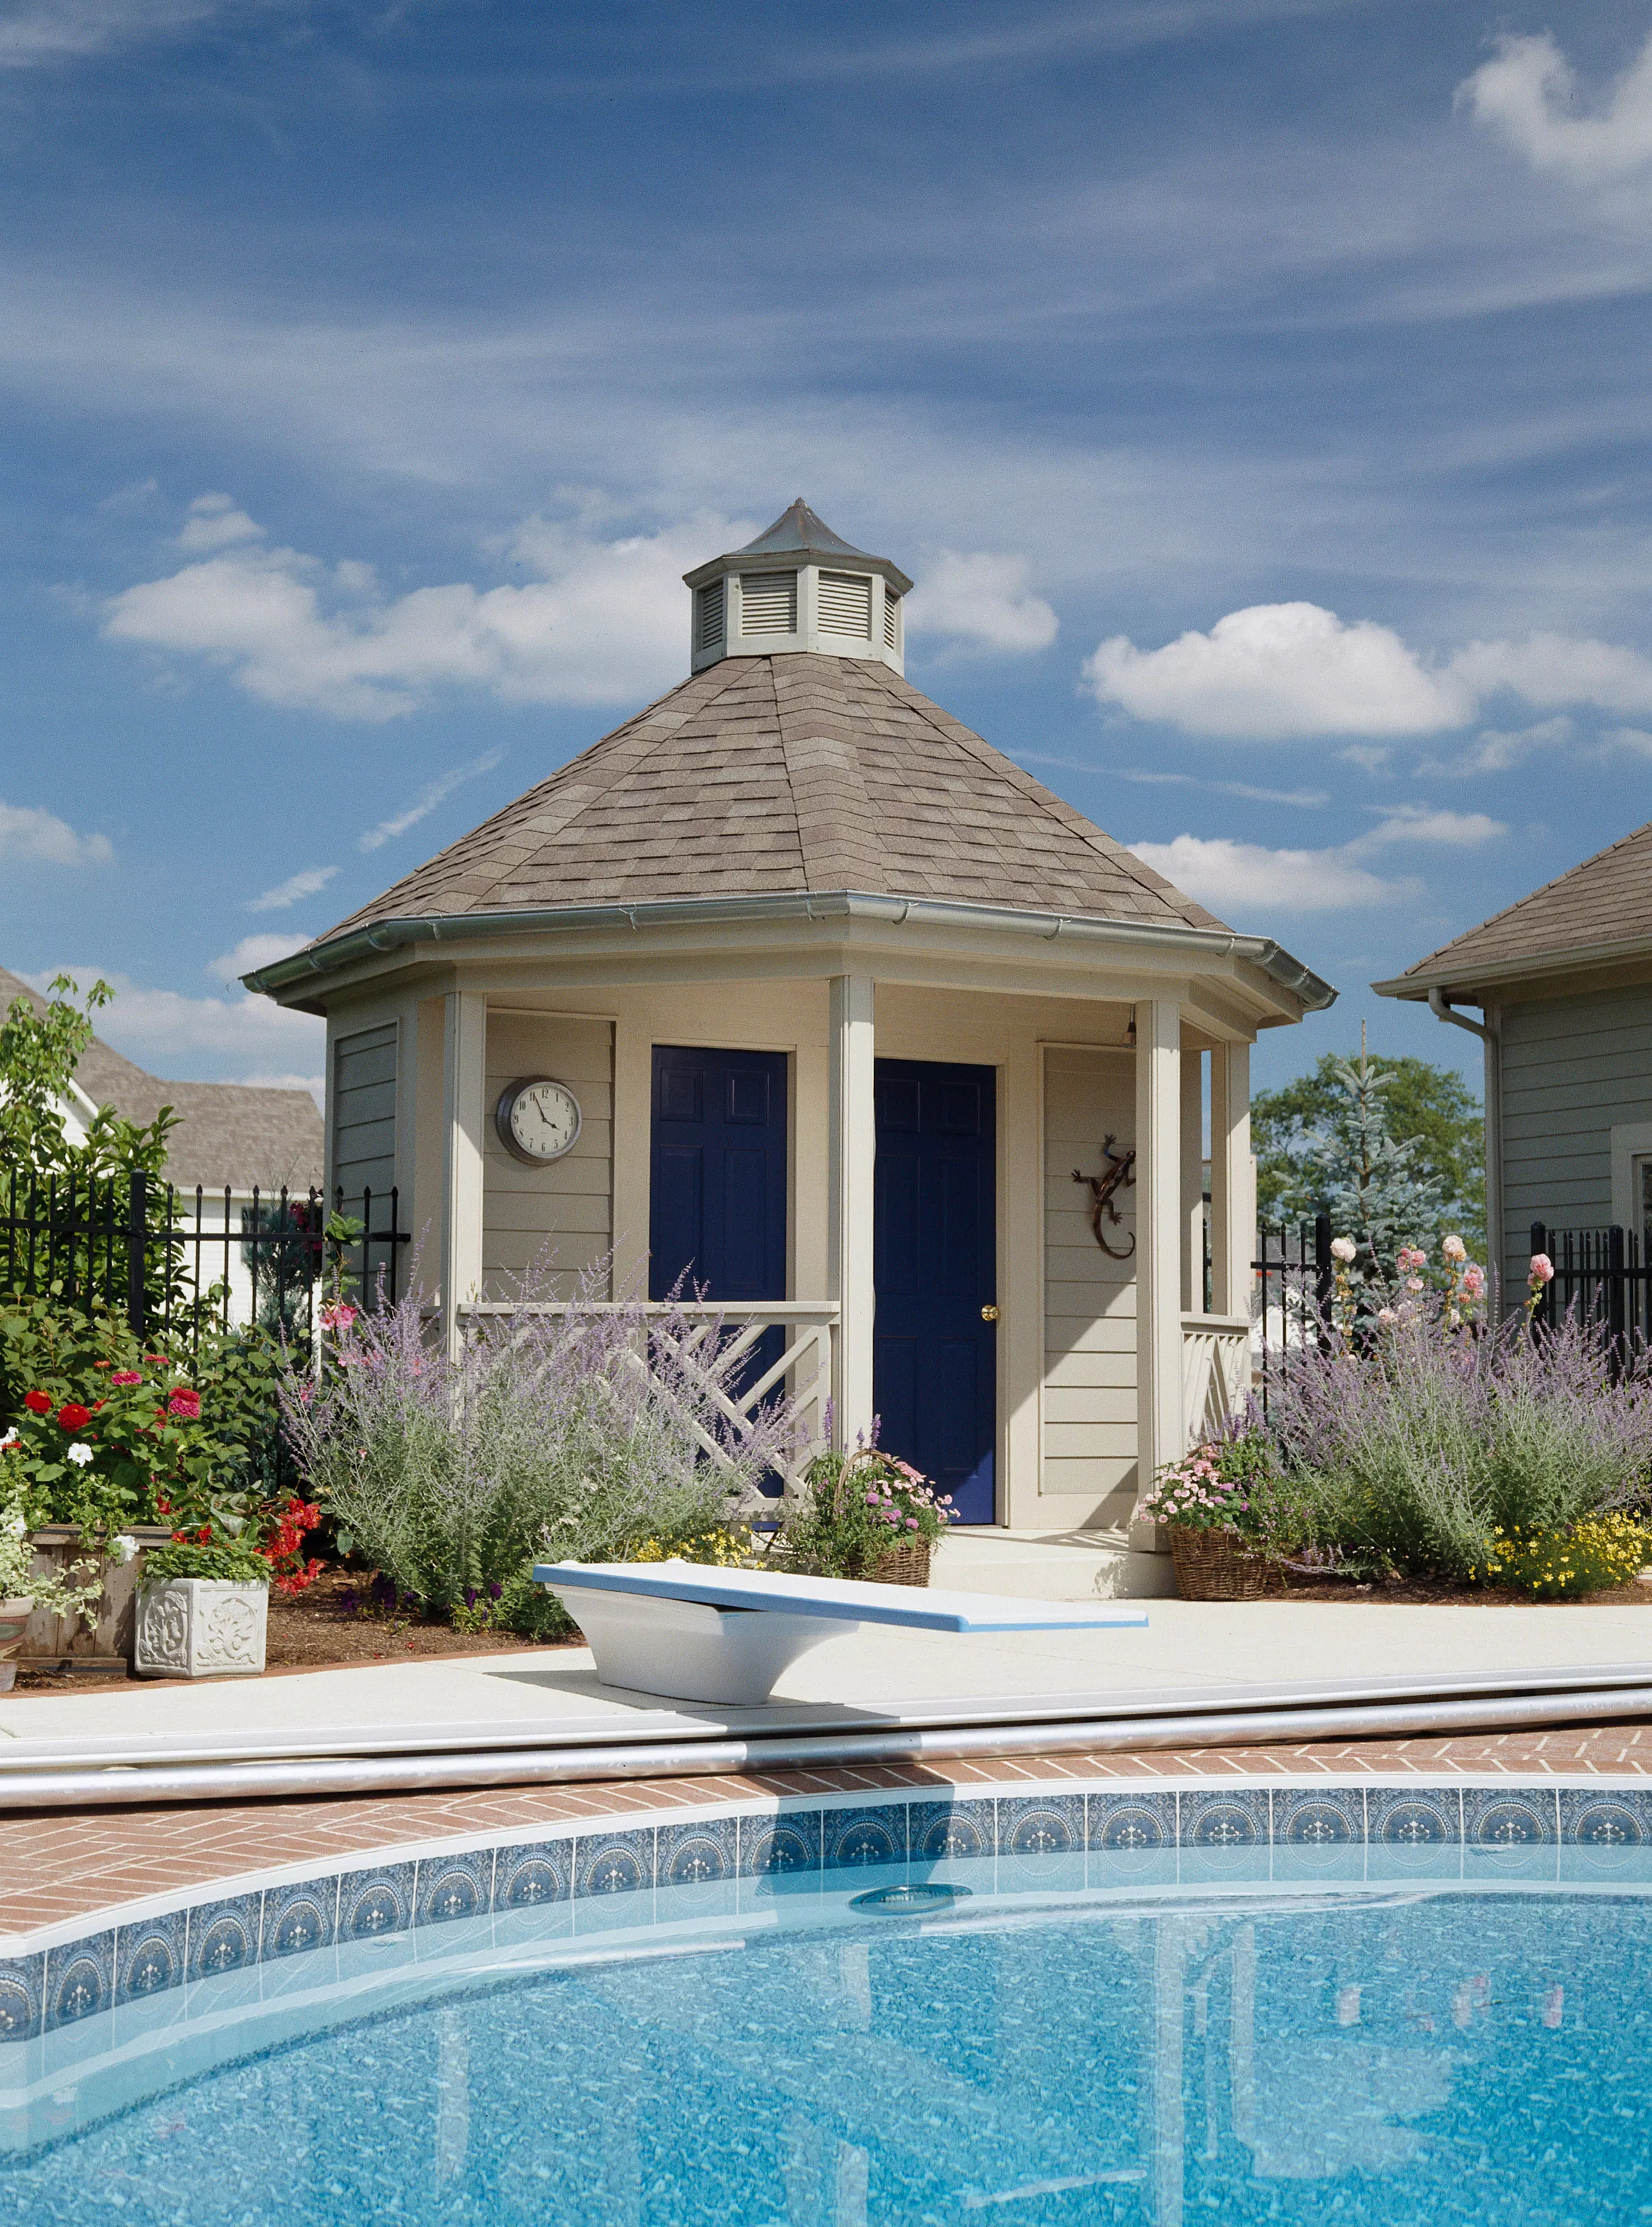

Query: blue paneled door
[873,1059,997,1524]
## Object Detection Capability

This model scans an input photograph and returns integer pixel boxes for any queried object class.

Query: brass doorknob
[981,1305,999,1322]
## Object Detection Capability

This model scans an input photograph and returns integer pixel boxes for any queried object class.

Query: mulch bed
[9,1567,574,1692]
[1277,1573,1652,1606]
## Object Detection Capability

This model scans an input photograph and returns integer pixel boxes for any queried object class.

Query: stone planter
[19,1525,175,1671]
[0,1596,31,1695]
[135,1578,269,1678]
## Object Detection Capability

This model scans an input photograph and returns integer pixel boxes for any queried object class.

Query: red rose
[167,1388,201,1420]
[58,1403,92,1431]
[23,1390,51,1415]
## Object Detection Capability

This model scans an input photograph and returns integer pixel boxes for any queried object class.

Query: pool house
[246,503,1333,1546]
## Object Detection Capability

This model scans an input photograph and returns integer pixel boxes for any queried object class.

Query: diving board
[533,1560,1149,1705]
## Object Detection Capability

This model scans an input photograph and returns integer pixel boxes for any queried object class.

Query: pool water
[5,1889,1651,2225]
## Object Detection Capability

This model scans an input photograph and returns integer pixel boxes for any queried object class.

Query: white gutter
[242,890,1336,1013]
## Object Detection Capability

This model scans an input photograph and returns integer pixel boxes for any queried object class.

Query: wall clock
[495,1076,583,1164]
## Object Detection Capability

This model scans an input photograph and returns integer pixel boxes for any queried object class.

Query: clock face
[497,1077,582,1164]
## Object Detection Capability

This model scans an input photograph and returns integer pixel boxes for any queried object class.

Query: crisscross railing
[456,1300,838,1490]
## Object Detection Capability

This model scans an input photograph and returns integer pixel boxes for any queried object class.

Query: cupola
[682,499,914,677]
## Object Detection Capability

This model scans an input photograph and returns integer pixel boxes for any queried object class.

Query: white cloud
[1422,715,1573,777]
[105,507,745,720]
[178,490,262,552]
[1450,631,1652,718]
[0,0,236,68]
[248,864,336,913]
[1600,726,1652,759]
[207,934,307,984]
[1460,32,1652,186]
[1130,834,1412,916]
[0,799,112,866]
[1352,805,1505,852]
[1086,603,1474,740]
[19,966,325,1101]
[359,748,506,852]
[904,551,1057,654]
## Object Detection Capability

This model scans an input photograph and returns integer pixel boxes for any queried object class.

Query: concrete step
[931,1527,1178,1602]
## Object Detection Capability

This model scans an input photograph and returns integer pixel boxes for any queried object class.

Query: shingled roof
[315,653,1229,945]
[0,968,323,1190]
[1379,819,1652,995]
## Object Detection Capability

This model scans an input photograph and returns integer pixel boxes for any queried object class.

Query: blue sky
[4,0,1652,1103]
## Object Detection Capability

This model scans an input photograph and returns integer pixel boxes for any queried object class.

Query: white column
[1209,1040,1253,1319]
[1131,997,1183,1546]
[1180,1042,1204,1314]
[441,989,488,1355]
[828,974,876,1450]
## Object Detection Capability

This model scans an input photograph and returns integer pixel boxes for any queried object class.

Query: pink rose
[1530,1253,1555,1284]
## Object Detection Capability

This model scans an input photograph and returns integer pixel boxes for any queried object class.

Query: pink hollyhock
[1530,1253,1554,1284]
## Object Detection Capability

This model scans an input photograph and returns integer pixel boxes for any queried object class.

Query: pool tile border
[10,1773,1652,2043]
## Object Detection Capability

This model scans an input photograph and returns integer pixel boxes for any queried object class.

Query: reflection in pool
[3,1886,1650,2224]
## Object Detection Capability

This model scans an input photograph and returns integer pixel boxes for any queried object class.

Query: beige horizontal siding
[1042,1044,1137,1517]
[483,1013,614,1300]
[332,1022,397,1219]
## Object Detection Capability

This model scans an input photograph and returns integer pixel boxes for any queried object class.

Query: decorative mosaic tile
[1370,1789,1461,1848]
[415,1850,494,1928]
[739,1810,822,1880]
[494,1839,574,1910]
[575,1827,657,1899]
[338,1863,415,1943]
[998,1794,1085,1859]
[0,1953,44,2045]
[114,1909,188,2004]
[1273,1789,1365,1848]
[907,1799,994,1864]
[1560,1789,1651,1848]
[1464,1787,1558,1849]
[44,1930,113,2032]
[1087,1791,1176,1853]
[823,1806,908,1872]
[1179,1789,1268,1850]
[186,1895,263,1981]
[261,1877,338,1960]
[657,1816,737,1887]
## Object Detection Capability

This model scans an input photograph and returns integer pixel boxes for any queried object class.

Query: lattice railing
[1180,1312,1250,1451]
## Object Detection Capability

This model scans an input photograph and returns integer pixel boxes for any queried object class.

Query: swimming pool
[5,1780,1652,2224]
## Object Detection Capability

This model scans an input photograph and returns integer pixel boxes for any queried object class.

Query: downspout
[1427,988,1503,1312]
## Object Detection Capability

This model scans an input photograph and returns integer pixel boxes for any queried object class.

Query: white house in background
[246,503,1334,1549]
[0,965,324,1322]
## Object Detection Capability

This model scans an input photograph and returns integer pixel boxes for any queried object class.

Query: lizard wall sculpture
[1072,1135,1137,1259]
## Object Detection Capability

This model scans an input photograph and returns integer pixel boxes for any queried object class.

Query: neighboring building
[246,502,1334,1544]
[1374,820,1652,1299]
[0,965,325,1321]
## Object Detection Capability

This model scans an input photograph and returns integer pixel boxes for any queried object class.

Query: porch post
[1210,1040,1253,1319]
[1130,997,1183,1546]
[441,989,488,1357]
[1180,1042,1203,1314]
[827,973,876,1450]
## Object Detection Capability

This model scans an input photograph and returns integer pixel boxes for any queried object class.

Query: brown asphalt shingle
[316,655,1229,943]
[1395,818,1652,986]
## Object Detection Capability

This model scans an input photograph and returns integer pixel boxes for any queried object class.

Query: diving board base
[564,1588,854,1705]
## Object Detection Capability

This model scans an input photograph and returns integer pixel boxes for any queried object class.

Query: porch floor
[932,1524,1178,1599]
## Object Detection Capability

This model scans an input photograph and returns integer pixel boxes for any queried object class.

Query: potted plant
[0,1487,106,1692]
[134,1532,273,1678]
[776,1445,957,1586]
[1139,1436,1286,1601]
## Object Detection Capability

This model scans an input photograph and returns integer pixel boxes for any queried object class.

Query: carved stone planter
[135,1579,269,1678]
[0,1597,31,1695]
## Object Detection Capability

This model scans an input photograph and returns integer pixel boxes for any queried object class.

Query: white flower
[0,1429,17,1450]
[1442,1235,1467,1264]
[65,1443,94,1468]
[5,1513,25,1539]
[110,1533,139,1564]
[1330,1235,1357,1264]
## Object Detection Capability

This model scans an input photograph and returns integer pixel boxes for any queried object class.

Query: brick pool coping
[7,1721,1652,1941]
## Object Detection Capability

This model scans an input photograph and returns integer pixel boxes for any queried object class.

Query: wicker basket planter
[1168,1524,1283,1602]
[868,1538,932,1588]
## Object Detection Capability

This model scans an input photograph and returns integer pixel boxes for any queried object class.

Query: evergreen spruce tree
[1302,1038,1447,1279]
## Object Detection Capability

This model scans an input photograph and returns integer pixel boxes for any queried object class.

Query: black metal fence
[1531,1222,1652,1355]
[1251,1214,1332,1414]
[0,1164,409,1351]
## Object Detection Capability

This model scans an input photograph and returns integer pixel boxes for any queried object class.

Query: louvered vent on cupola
[817,571,872,639]
[883,592,900,652]
[694,579,725,653]
[739,571,798,634]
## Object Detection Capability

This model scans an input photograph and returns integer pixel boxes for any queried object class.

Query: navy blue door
[649,1045,788,1305]
[873,1058,997,1524]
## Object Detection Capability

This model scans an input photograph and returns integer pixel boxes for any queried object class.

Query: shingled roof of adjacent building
[1379,819,1652,994]
[314,653,1230,945]
[0,968,323,1190]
